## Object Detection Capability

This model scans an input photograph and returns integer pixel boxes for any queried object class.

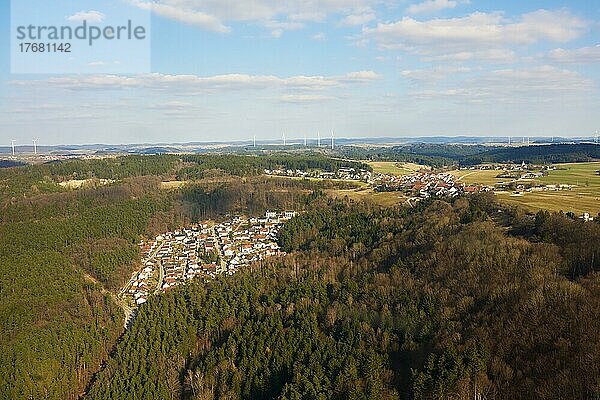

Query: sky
[0,0,599,145]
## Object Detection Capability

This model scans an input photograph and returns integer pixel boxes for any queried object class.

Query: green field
[368,161,425,176]
[327,187,408,207]
[496,191,600,215]
[538,162,600,188]
[454,162,600,215]
[450,168,507,186]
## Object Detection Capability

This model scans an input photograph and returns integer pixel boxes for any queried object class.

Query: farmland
[367,161,426,176]
[450,168,507,186]
[326,186,408,207]
[453,162,600,215]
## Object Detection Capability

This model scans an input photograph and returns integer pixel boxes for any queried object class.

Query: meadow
[326,186,408,207]
[367,161,426,176]
[453,162,600,215]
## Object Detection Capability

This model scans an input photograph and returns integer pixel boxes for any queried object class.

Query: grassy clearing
[453,162,600,215]
[160,181,190,190]
[368,161,426,176]
[496,191,600,215]
[326,187,407,207]
[449,169,507,186]
[59,178,114,189]
[538,162,600,188]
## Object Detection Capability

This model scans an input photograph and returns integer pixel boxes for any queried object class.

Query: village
[264,162,583,200]
[265,165,484,198]
[122,211,296,307]
[264,167,372,181]
[371,171,484,198]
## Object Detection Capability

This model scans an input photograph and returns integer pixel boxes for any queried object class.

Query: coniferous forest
[0,155,599,399]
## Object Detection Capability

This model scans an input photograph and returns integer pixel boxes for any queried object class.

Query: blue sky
[0,0,599,145]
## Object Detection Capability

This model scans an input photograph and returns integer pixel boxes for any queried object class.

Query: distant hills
[0,136,597,156]
[461,143,600,165]
[0,139,598,169]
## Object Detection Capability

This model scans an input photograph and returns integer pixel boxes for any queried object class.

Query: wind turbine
[283,131,286,146]
[304,133,307,147]
[317,131,321,147]
[32,139,38,155]
[508,136,511,145]
[11,140,15,156]
[595,130,599,144]
[331,130,335,150]
[253,134,256,148]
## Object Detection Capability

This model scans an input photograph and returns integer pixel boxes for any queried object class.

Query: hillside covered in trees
[85,195,600,400]
[459,143,600,165]
[0,155,358,399]
[336,143,600,167]
[2,153,599,399]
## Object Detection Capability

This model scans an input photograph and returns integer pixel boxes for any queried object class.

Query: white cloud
[401,66,473,82]
[362,9,589,61]
[547,45,600,64]
[312,32,326,40]
[128,0,384,33]
[280,94,335,103]
[264,20,305,37]
[130,1,229,32]
[406,0,461,15]
[148,101,196,111]
[339,10,376,26]
[11,71,380,93]
[422,49,517,63]
[410,65,593,103]
[342,70,381,81]
[88,61,107,67]
[66,11,105,23]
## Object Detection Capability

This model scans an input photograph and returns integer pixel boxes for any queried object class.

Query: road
[212,225,227,273]
[155,262,164,293]
[119,242,163,296]
[116,241,164,326]
[405,197,419,208]
[455,171,477,181]
[81,271,134,329]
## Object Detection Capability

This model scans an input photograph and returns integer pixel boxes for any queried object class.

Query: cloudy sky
[0,0,599,145]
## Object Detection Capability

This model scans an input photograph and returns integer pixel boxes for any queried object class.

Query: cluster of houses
[458,162,555,172]
[265,166,488,199]
[264,168,372,182]
[123,211,296,307]
[516,183,574,193]
[214,210,295,273]
[373,172,483,198]
[126,242,157,305]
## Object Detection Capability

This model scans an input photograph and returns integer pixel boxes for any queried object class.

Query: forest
[1,153,599,399]
[459,143,600,165]
[0,155,360,399]
[85,194,600,400]
[0,159,25,168]
[177,154,371,180]
[336,143,600,167]
[335,144,470,167]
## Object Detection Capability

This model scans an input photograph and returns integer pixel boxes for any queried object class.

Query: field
[160,180,190,190]
[496,191,600,215]
[368,161,426,176]
[450,168,508,186]
[59,178,114,189]
[326,187,408,207]
[454,162,600,215]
